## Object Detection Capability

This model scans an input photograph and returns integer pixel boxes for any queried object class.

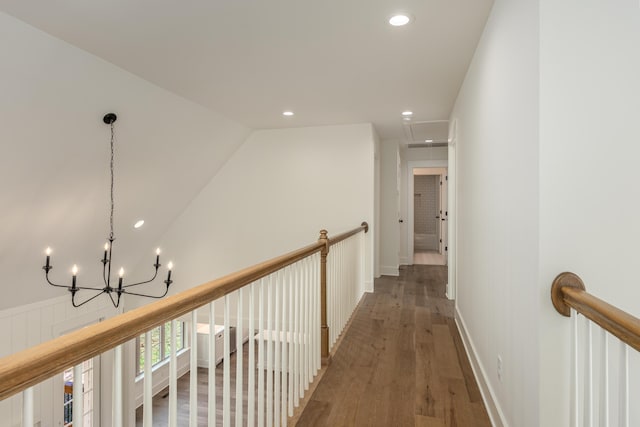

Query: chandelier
[42,113,173,308]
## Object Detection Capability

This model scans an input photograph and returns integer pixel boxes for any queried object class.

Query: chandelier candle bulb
[103,243,109,264]
[166,262,173,283]
[71,265,78,290]
[155,248,160,268]
[44,247,51,270]
[118,268,124,291]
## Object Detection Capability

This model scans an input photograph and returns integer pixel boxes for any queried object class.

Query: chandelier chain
[109,122,115,240]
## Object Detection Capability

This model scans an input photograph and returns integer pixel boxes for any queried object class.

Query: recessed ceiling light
[134,220,145,229]
[425,139,434,143]
[402,111,413,116]
[283,111,294,116]
[389,14,411,26]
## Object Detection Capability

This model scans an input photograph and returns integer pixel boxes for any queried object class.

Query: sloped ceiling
[0,0,494,140]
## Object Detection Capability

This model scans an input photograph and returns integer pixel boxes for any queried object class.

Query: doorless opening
[409,165,447,266]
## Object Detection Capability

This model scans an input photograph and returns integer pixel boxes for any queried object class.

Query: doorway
[408,165,447,266]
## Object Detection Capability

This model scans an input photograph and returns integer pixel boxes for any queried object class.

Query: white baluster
[169,320,177,427]
[209,303,216,427]
[304,256,310,388]
[281,268,288,426]
[236,288,244,427]
[190,311,198,427]
[274,271,281,426]
[360,231,365,297]
[571,311,578,427]
[619,342,629,427]
[248,283,256,427]
[287,262,300,416]
[293,257,309,402]
[266,275,274,427]
[339,242,342,340]
[224,295,231,427]
[315,252,320,373]
[113,345,123,427]
[358,231,365,295]
[294,261,301,404]
[584,320,593,427]
[333,247,337,346]
[144,331,152,427]
[600,329,609,427]
[22,387,33,427]
[258,278,265,427]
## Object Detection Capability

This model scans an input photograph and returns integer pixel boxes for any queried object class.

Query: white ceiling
[0,0,494,141]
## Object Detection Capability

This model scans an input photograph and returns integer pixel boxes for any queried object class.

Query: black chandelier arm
[122,268,160,289]
[44,268,109,291]
[44,273,70,289]
[71,289,106,308]
[121,286,169,299]
[107,290,119,308]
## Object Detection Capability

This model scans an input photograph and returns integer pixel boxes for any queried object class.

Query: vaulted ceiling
[0,0,493,141]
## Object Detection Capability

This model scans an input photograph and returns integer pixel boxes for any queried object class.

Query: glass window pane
[138,334,145,372]
[164,322,172,358]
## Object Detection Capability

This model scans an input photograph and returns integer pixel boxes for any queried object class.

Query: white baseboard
[399,256,410,265]
[446,283,455,300]
[364,280,373,292]
[380,265,399,276]
[455,306,508,427]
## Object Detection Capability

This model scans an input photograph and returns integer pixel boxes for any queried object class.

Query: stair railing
[0,222,368,427]
[551,272,640,427]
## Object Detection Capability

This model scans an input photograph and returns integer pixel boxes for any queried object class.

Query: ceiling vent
[403,120,449,146]
[407,142,448,148]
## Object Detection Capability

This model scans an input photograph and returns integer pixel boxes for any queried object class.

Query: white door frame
[407,160,448,263]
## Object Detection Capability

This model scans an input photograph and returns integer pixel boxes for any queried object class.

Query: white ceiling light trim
[402,111,413,116]
[282,111,294,116]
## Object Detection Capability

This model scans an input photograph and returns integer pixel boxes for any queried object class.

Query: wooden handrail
[551,272,640,352]
[0,240,324,401]
[328,221,369,246]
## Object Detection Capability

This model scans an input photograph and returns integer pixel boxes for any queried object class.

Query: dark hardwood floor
[296,265,491,427]
[136,265,491,426]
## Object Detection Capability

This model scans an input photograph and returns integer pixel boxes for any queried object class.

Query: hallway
[296,265,491,426]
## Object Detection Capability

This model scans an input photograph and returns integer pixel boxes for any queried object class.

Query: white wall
[131,123,376,310]
[449,1,539,426]
[0,11,250,311]
[539,1,640,425]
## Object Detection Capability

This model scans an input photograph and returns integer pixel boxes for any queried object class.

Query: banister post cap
[318,230,329,254]
[551,272,586,317]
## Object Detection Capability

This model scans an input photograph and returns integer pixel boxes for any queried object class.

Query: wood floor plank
[433,324,464,380]
[415,414,447,427]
